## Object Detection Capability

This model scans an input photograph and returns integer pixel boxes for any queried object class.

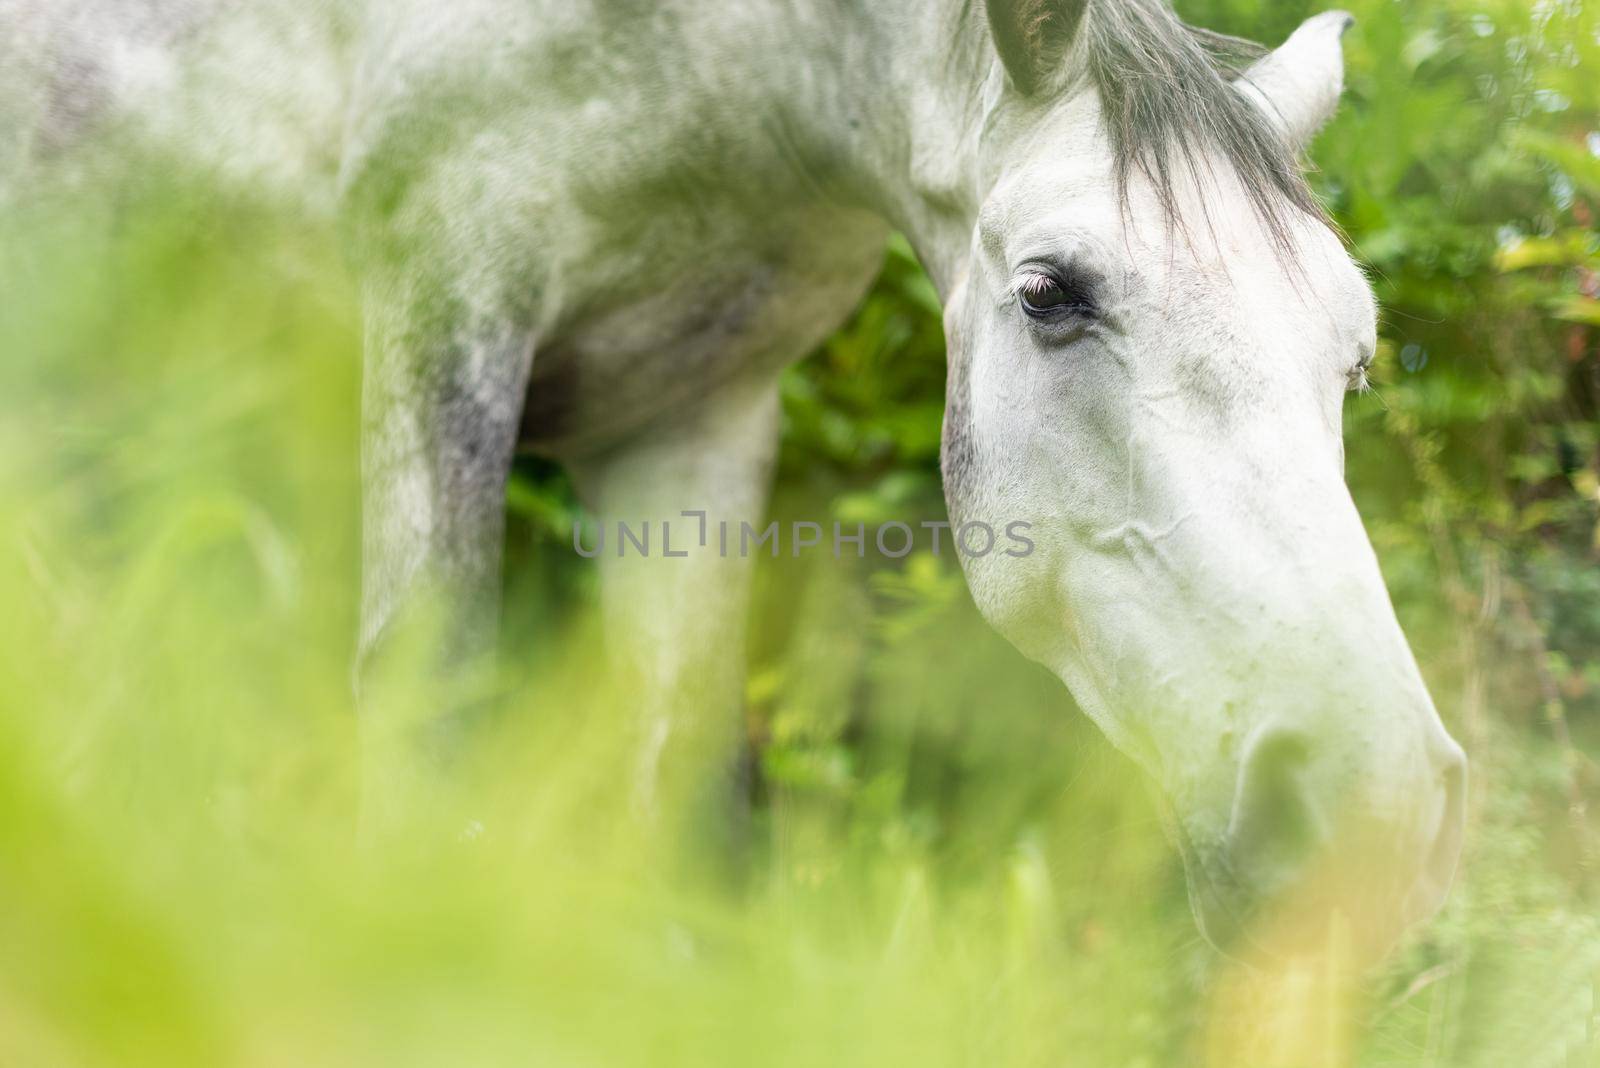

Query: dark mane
[1076,0,1324,246]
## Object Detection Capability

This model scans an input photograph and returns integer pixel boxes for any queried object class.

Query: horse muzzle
[1180,717,1467,965]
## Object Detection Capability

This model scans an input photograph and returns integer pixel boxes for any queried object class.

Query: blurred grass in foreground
[0,172,1589,1068]
[3,0,1600,1062]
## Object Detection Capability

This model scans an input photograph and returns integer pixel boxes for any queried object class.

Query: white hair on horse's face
[949,2,1465,961]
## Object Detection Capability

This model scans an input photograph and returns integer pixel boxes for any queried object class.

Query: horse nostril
[1205,727,1468,955]
[1227,726,1323,883]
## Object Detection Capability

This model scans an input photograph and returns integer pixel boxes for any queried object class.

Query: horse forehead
[1125,180,1363,299]
[979,161,1110,240]
[1154,234,1370,342]
[980,150,1291,261]
[979,137,1371,323]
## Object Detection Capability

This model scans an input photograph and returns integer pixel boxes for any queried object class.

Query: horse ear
[984,0,1087,96]
[1236,10,1354,150]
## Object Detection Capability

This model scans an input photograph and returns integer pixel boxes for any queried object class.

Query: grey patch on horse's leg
[565,375,782,875]
[355,286,536,838]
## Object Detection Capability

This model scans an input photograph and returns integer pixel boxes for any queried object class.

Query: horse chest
[520,211,886,456]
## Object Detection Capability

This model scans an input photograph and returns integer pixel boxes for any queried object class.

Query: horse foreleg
[567,374,781,867]
[355,284,534,841]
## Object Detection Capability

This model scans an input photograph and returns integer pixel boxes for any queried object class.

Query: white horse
[10,0,1467,960]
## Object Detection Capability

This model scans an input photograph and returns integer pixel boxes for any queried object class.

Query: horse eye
[1346,362,1372,393]
[1346,346,1376,392]
[1017,271,1095,320]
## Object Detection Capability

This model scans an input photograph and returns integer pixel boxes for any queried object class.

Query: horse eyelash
[1014,271,1060,299]
[1013,269,1097,306]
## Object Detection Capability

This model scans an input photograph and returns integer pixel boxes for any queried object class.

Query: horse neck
[787,0,998,294]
